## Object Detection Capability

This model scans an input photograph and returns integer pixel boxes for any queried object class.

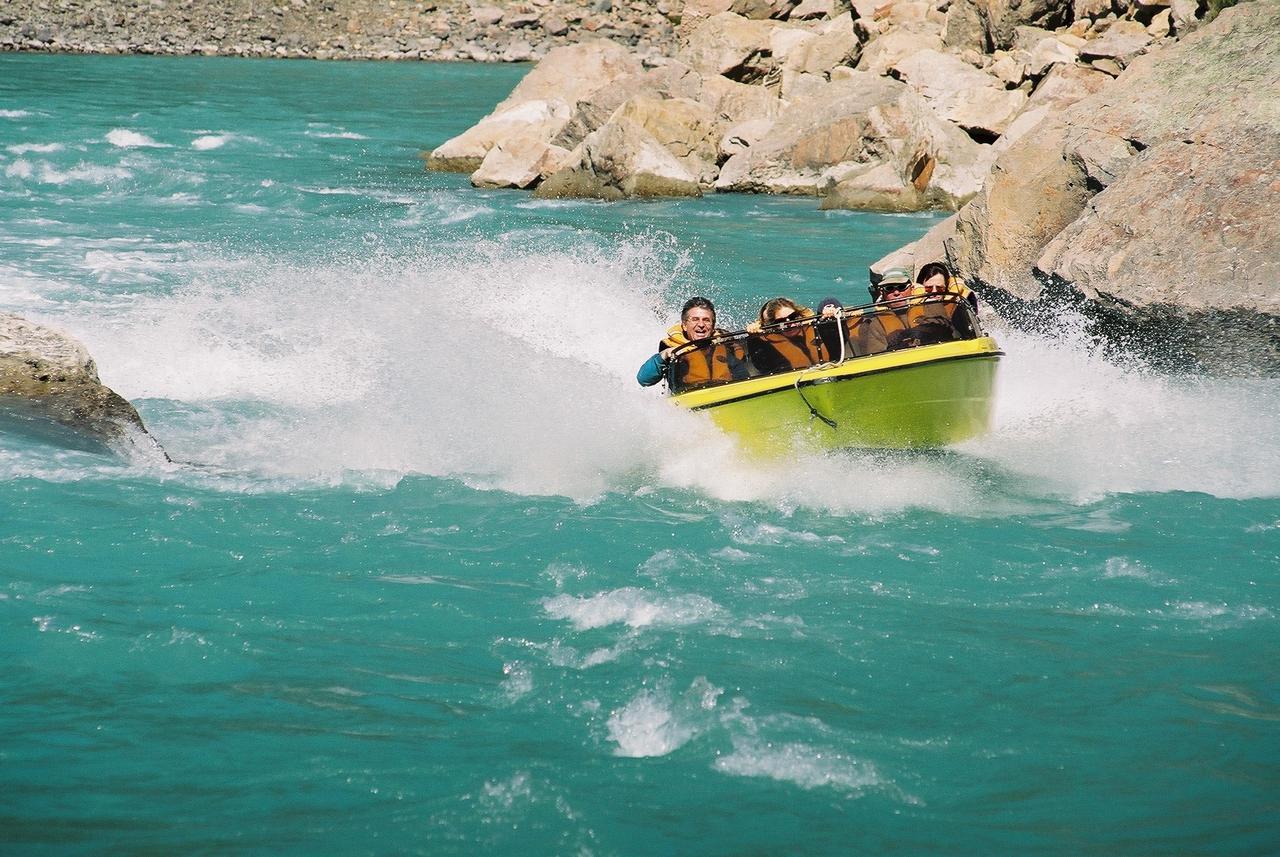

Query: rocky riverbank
[0,0,678,63]
[428,0,1278,371]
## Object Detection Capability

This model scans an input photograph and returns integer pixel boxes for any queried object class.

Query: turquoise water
[2,54,1278,855]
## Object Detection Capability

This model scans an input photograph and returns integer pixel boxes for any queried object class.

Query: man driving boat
[636,297,747,388]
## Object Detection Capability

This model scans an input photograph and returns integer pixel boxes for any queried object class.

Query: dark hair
[681,296,715,322]
[916,262,951,285]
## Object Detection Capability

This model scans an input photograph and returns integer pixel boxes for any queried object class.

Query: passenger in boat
[917,261,978,313]
[909,262,977,343]
[815,296,847,359]
[744,298,825,375]
[847,268,914,352]
[636,296,748,388]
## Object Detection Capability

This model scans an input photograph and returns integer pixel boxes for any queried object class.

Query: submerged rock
[0,314,166,456]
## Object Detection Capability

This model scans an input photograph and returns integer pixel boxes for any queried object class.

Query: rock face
[946,0,1280,370]
[428,40,644,174]
[0,314,165,456]
[535,116,705,200]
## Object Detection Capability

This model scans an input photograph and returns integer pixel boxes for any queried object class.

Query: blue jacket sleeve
[636,352,667,387]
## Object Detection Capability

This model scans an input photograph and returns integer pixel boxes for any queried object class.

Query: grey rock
[0,314,165,457]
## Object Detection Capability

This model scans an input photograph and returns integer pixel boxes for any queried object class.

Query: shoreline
[0,0,677,64]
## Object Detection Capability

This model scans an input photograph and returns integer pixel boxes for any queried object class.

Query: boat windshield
[665,292,983,393]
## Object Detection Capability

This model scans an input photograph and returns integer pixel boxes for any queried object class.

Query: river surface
[2,53,1277,855]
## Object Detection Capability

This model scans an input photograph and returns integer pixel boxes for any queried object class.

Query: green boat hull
[671,338,1002,455]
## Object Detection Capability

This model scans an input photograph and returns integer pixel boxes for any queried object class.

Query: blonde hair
[759,298,812,324]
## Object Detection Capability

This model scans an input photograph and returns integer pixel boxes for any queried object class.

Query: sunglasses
[772,311,796,323]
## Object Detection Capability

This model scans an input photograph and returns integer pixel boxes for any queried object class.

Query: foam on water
[542,588,723,631]
[189,133,255,150]
[713,736,882,792]
[7,142,64,155]
[106,128,169,148]
[15,229,1277,507]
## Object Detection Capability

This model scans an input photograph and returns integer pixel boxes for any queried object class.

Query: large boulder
[550,61,708,151]
[714,71,992,209]
[470,133,573,189]
[946,0,1280,367]
[427,40,643,173]
[972,0,1074,50]
[678,11,796,82]
[612,95,724,185]
[855,21,945,75]
[533,116,704,200]
[0,314,164,456]
[990,62,1111,155]
[890,48,1029,139]
[943,0,989,53]
[1079,19,1154,69]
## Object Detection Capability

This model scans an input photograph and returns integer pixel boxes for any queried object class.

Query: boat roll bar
[665,292,984,394]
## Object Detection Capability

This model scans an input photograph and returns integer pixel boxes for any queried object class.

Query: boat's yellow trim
[670,336,1003,411]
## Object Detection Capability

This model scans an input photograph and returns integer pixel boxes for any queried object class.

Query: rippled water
[2,53,1277,855]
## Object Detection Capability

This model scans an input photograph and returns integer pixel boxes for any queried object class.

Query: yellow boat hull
[670,337,1002,455]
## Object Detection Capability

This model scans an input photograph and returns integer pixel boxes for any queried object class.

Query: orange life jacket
[751,315,824,374]
[845,309,905,356]
[661,326,746,388]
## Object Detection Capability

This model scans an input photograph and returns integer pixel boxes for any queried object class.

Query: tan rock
[949,0,1280,329]
[854,20,944,75]
[888,1,931,24]
[428,40,643,172]
[1011,24,1055,52]
[973,0,1075,50]
[820,161,929,211]
[1146,8,1172,37]
[1169,0,1198,34]
[1025,35,1078,77]
[550,60,712,152]
[730,0,799,18]
[989,51,1028,86]
[718,72,991,208]
[891,49,1029,137]
[719,116,776,158]
[1072,0,1110,20]
[1079,19,1152,65]
[1035,140,1280,314]
[470,134,572,189]
[789,0,836,19]
[613,95,723,185]
[1089,58,1123,77]
[849,0,883,20]
[471,5,504,26]
[428,98,573,173]
[990,62,1110,155]
[702,73,785,122]
[777,11,860,93]
[678,11,795,81]
[942,0,986,53]
[535,117,704,199]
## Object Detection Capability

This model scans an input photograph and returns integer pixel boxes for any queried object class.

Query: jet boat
[663,292,1001,455]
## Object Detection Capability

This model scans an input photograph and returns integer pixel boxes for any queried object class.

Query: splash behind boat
[663,293,1002,455]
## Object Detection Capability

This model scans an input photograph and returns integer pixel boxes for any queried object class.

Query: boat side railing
[665,292,984,394]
